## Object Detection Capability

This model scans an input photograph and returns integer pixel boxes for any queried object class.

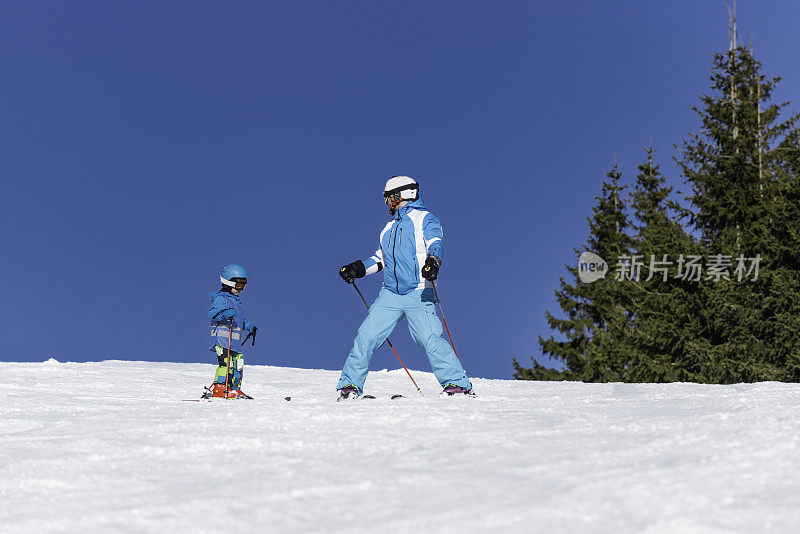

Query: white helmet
[384,176,419,214]
[384,175,419,204]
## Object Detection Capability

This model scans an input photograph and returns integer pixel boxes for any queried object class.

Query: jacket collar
[393,198,427,220]
[213,289,241,302]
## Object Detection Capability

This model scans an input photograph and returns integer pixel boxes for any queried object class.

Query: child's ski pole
[225,318,233,399]
[352,281,423,397]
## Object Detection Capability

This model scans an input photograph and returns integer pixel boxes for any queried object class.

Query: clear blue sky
[2,1,799,380]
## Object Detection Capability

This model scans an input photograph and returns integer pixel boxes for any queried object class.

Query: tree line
[514,35,800,383]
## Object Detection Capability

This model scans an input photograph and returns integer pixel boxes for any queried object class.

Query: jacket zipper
[392,224,402,293]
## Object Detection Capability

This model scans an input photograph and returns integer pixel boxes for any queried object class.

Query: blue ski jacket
[208,290,255,350]
[362,199,444,295]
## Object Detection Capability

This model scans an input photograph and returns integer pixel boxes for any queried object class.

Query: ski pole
[225,318,233,399]
[351,281,423,396]
[430,281,460,360]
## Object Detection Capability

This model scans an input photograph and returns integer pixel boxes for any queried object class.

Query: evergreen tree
[756,115,800,380]
[513,163,633,381]
[677,43,800,382]
[624,147,702,382]
[678,45,792,253]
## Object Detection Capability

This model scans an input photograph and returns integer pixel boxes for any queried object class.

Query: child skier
[336,176,473,400]
[204,263,257,399]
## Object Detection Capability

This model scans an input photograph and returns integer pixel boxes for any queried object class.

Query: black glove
[422,255,441,281]
[339,260,366,283]
[243,326,258,347]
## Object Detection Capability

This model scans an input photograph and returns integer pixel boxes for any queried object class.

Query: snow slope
[2,360,800,533]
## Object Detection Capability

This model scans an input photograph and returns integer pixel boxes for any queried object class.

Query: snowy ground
[2,361,800,533]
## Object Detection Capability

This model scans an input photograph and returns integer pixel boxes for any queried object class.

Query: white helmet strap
[220,276,236,288]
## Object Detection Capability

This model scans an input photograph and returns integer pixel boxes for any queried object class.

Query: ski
[183,395,291,402]
[181,397,252,402]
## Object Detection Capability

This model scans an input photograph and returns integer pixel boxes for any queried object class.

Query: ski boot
[337,385,360,402]
[203,383,252,399]
[443,383,476,397]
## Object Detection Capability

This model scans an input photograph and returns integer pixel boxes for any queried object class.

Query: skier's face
[230,278,247,295]
[385,193,407,215]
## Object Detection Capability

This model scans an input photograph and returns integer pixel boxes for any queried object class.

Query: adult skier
[204,263,257,399]
[337,176,473,399]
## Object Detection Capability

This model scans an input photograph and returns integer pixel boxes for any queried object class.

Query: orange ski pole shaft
[225,318,233,399]
[352,281,423,396]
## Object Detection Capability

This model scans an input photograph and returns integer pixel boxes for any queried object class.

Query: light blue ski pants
[337,288,471,393]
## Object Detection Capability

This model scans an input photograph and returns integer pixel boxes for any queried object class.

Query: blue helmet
[220,263,248,288]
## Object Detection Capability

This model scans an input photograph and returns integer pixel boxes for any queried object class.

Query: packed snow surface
[2,361,800,533]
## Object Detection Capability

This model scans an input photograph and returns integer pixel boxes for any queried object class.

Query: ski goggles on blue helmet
[220,276,247,291]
